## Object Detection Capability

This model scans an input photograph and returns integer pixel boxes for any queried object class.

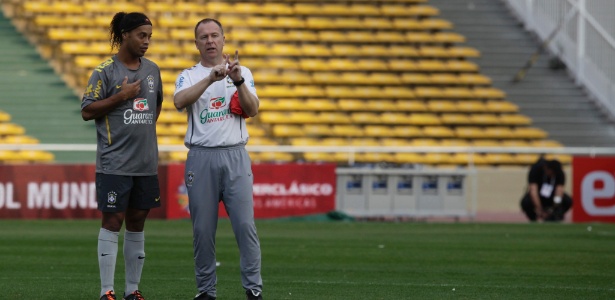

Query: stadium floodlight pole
[512,6,578,83]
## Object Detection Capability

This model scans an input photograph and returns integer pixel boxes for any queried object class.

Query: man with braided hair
[81,11,163,300]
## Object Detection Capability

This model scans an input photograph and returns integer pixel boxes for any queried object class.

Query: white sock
[124,230,145,295]
[98,228,119,296]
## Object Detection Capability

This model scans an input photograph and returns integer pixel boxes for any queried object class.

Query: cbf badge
[107,191,117,204]
[147,74,155,92]
[186,171,194,187]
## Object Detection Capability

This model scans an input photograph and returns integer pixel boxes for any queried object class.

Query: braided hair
[109,12,152,50]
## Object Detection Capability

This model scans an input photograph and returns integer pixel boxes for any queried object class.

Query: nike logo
[138,256,145,259]
[154,197,160,202]
[116,85,121,89]
[101,253,110,256]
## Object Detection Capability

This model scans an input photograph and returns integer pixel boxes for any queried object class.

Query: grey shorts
[96,173,161,212]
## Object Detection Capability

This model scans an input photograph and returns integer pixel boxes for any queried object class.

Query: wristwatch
[233,77,245,86]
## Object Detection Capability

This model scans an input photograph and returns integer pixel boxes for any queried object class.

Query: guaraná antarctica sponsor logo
[124,98,154,124]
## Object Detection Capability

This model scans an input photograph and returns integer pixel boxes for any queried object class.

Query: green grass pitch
[1,219,614,299]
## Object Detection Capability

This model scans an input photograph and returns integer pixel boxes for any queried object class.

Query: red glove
[230,91,249,118]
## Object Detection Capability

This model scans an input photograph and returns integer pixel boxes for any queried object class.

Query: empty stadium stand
[1,0,573,166]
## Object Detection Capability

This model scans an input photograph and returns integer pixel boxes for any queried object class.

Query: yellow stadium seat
[273,44,304,56]
[326,87,360,98]
[420,18,454,30]
[408,113,441,125]
[299,58,331,71]
[501,140,532,147]
[381,138,412,146]
[417,60,448,72]
[423,153,453,165]
[513,127,548,139]
[341,72,372,85]
[312,72,346,84]
[228,29,259,42]
[304,152,336,162]
[486,101,519,113]
[351,113,381,124]
[18,150,54,163]
[393,126,424,138]
[322,138,347,146]
[0,123,25,136]
[364,18,393,29]
[419,46,451,58]
[396,100,428,112]
[244,16,277,28]
[303,124,333,136]
[429,74,460,85]
[401,73,431,85]
[349,4,381,16]
[455,127,485,139]
[474,88,506,99]
[158,136,184,145]
[247,125,266,137]
[456,101,487,112]
[289,112,319,124]
[392,19,424,30]
[0,111,10,123]
[335,18,365,29]
[258,85,294,98]
[483,127,516,139]
[432,32,466,44]
[320,112,352,124]
[440,139,471,147]
[458,74,492,86]
[289,137,320,146]
[381,112,409,125]
[247,137,277,145]
[423,126,455,138]
[405,32,434,43]
[395,153,425,164]
[319,31,350,43]
[450,153,489,165]
[484,153,517,165]
[368,73,403,85]
[157,17,195,29]
[305,99,337,110]
[254,71,281,84]
[267,58,300,70]
[332,125,365,137]
[410,138,440,147]
[301,44,332,57]
[169,124,187,136]
[272,125,304,137]
[443,88,475,98]
[515,154,541,165]
[375,31,406,43]
[260,112,287,124]
[306,17,336,29]
[293,3,323,15]
[257,152,295,162]
[1,135,38,144]
[448,47,481,58]
[531,140,563,148]
[260,3,295,15]
[156,125,174,136]
[427,100,457,112]
[383,87,415,99]
[338,99,364,111]
[499,114,532,125]
[366,100,398,111]
[469,114,501,125]
[355,59,388,71]
[359,45,390,57]
[356,152,395,163]
[330,59,359,71]
[388,60,418,71]
[440,113,472,125]
[365,125,393,137]
[389,46,420,57]
[287,30,319,42]
[415,87,445,98]
[446,60,479,72]
[471,140,501,147]
[294,85,325,97]
[158,57,195,69]
[275,17,307,29]
[232,2,262,14]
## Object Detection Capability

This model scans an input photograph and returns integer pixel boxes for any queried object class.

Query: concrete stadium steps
[429,0,615,147]
[0,11,94,162]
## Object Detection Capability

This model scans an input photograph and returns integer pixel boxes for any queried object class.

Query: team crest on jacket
[147,74,155,92]
[133,98,149,111]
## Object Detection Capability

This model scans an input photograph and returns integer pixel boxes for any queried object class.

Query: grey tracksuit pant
[185,144,262,297]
